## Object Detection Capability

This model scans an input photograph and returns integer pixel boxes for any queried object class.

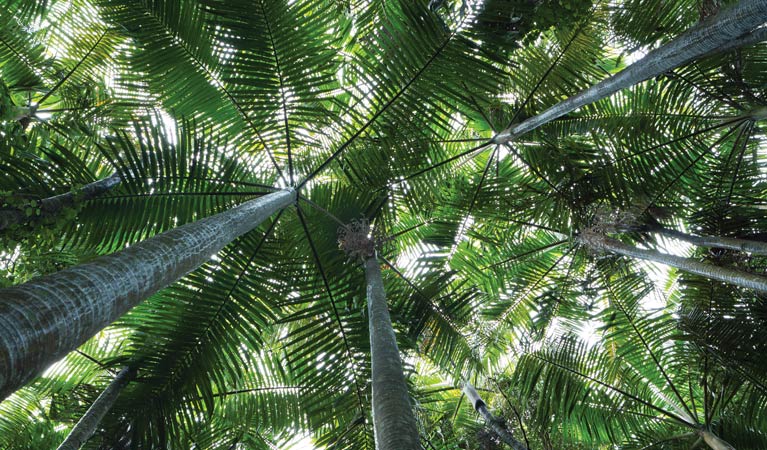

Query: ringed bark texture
[655,227,767,256]
[0,188,295,400]
[591,236,767,293]
[462,382,528,450]
[57,366,135,450]
[493,0,767,144]
[0,172,122,231]
[364,255,421,450]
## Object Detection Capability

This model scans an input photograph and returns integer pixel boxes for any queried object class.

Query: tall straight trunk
[57,366,135,450]
[364,255,421,450]
[0,172,122,231]
[462,382,528,450]
[582,234,767,293]
[493,0,767,144]
[0,188,295,400]
[699,429,736,450]
[653,226,767,256]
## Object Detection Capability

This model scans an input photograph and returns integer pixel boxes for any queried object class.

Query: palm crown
[0,0,766,449]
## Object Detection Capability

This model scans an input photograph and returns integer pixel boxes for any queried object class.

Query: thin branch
[299,17,472,187]
[74,350,116,375]
[133,4,287,183]
[487,249,573,335]
[492,379,531,450]
[726,120,753,205]
[505,143,563,198]
[295,205,366,413]
[297,195,345,226]
[378,255,466,345]
[380,141,493,194]
[532,353,696,428]
[641,124,739,215]
[604,280,698,423]
[504,12,592,130]
[38,30,109,105]
[156,211,284,394]
[448,146,499,260]
[259,0,293,185]
[607,116,745,165]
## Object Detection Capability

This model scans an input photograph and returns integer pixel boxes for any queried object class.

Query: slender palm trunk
[699,429,736,450]
[57,366,135,450]
[653,226,767,256]
[0,172,122,231]
[462,382,528,450]
[364,255,421,450]
[582,235,767,293]
[0,188,295,400]
[493,0,767,144]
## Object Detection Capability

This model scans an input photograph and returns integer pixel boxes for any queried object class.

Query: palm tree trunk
[57,366,135,450]
[0,188,295,400]
[462,382,528,450]
[582,234,767,293]
[364,254,421,450]
[653,226,767,256]
[699,429,736,450]
[493,0,767,144]
[0,172,122,231]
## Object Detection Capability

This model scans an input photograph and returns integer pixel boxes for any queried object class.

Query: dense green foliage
[0,0,766,448]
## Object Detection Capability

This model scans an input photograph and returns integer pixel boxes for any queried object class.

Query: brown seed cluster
[338,218,376,261]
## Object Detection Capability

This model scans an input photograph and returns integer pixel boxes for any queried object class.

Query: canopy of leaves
[0,0,765,449]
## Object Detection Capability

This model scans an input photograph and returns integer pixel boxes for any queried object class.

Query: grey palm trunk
[462,382,528,450]
[652,226,767,256]
[493,0,767,144]
[0,172,122,231]
[699,429,736,450]
[364,255,421,450]
[57,366,135,450]
[581,234,767,293]
[0,188,295,400]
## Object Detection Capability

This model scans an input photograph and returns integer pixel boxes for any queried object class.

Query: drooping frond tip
[338,218,377,262]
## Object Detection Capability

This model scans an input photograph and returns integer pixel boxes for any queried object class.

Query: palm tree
[56,366,135,450]
[338,219,421,449]
[462,381,528,450]
[492,0,767,143]
[0,0,766,448]
[507,266,766,448]
[578,231,767,293]
[0,186,294,399]
[364,255,421,449]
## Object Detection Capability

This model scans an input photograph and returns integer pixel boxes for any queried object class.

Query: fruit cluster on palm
[0,0,766,449]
